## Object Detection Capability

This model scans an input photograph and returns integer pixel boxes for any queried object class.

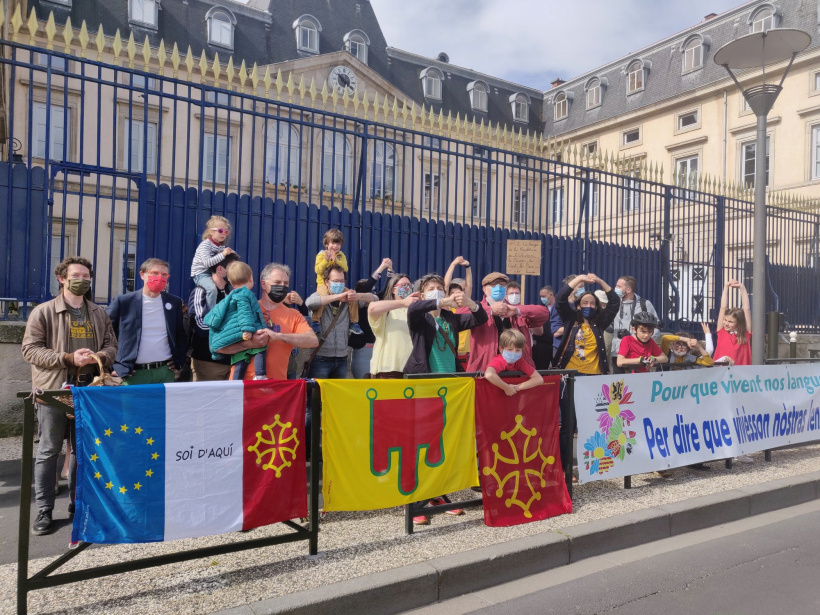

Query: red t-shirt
[618,335,663,373]
[714,328,752,366]
[486,354,535,376]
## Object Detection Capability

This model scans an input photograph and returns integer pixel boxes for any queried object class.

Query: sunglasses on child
[212,228,230,234]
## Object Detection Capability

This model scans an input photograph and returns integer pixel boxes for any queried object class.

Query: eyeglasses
[212,228,230,234]
[146,271,170,278]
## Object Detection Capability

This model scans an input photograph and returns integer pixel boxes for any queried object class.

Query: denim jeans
[350,345,373,379]
[193,272,218,310]
[306,356,348,459]
[35,403,75,512]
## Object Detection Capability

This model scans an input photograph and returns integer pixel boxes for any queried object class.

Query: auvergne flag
[71,380,306,544]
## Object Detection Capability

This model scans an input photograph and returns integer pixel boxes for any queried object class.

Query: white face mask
[507,293,521,305]
[425,289,445,302]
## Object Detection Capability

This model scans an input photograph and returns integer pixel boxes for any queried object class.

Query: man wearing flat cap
[459,271,550,372]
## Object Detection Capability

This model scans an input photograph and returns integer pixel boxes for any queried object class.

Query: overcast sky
[371,0,749,90]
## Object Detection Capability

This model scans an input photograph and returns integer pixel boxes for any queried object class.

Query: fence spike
[25,6,37,45]
[446,110,453,135]
[126,32,136,69]
[341,86,349,112]
[436,108,444,135]
[249,62,259,92]
[211,53,221,87]
[157,39,167,75]
[320,81,329,109]
[384,94,393,124]
[198,50,208,84]
[371,92,381,120]
[297,74,306,104]
[45,11,56,49]
[263,66,272,97]
[401,100,409,128]
[392,97,400,126]
[226,56,235,87]
[286,71,295,103]
[10,3,22,42]
[238,59,247,90]
[183,45,194,78]
[308,76,317,107]
[112,29,123,65]
[273,68,282,98]
[330,85,339,109]
[170,42,180,78]
[141,34,151,71]
[78,20,89,57]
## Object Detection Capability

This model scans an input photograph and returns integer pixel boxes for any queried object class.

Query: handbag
[53,352,124,409]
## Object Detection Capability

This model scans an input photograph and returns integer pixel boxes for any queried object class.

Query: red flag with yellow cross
[475,375,571,526]
[319,378,478,511]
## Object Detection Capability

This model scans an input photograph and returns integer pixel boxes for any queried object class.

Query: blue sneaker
[310,320,322,334]
[349,323,364,335]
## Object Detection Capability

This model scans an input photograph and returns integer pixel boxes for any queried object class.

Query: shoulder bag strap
[301,304,345,378]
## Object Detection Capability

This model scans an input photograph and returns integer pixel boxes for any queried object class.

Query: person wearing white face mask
[404,273,487,374]
[461,272,550,373]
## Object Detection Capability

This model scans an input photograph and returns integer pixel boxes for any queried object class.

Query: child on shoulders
[313,228,362,335]
[191,215,236,309]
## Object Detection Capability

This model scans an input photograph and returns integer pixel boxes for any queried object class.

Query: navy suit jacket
[106,290,188,376]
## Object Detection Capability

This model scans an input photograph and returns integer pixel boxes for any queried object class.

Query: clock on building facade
[328,65,358,96]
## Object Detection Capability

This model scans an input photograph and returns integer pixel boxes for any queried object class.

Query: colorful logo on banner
[583,379,638,476]
[369,386,446,495]
[247,415,300,477]
[482,414,556,519]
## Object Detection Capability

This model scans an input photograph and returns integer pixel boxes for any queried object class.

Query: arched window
[265,122,300,186]
[293,15,321,54]
[468,81,488,112]
[586,78,602,109]
[682,36,705,72]
[370,141,395,199]
[511,93,529,123]
[130,0,158,28]
[344,30,370,64]
[627,60,645,94]
[554,92,568,120]
[322,133,352,195]
[420,67,443,100]
[206,7,236,49]
[750,5,777,33]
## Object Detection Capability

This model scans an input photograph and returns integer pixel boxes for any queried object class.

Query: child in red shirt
[713,279,752,366]
[617,312,667,373]
[484,329,543,396]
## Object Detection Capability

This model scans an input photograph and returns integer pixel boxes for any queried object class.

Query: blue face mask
[576,287,586,298]
[502,350,523,364]
[490,285,506,301]
[580,306,595,319]
[329,281,346,295]
[540,297,549,306]
[614,288,624,298]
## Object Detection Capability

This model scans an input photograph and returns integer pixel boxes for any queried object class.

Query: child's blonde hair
[323,228,344,247]
[202,215,231,240]
[226,261,253,286]
[499,328,526,350]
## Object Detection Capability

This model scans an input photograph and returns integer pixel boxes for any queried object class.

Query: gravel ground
[3,438,820,615]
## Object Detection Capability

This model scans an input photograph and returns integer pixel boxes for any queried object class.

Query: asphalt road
[405,499,820,615]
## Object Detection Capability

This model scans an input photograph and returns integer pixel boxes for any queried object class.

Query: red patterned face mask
[146,275,167,293]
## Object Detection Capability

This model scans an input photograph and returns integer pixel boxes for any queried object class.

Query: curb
[215,470,820,615]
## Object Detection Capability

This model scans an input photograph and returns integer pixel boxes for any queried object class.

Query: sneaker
[68,540,80,549]
[68,502,75,515]
[653,470,673,479]
[735,455,755,463]
[430,497,464,516]
[253,375,267,380]
[310,321,322,334]
[413,515,430,525]
[33,510,53,536]
[349,323,364,335]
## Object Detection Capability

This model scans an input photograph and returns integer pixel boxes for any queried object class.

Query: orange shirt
[244,303,312,381]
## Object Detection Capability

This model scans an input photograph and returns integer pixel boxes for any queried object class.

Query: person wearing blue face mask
[531,285,555,370]
[461,272,550,373]
[484,329,544,397]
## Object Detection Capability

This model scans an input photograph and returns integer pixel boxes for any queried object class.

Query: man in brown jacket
[21,256,117,536]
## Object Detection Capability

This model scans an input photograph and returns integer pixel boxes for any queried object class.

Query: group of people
[21,216,755,534]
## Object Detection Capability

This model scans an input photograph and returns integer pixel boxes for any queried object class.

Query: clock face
[328,66,358,96]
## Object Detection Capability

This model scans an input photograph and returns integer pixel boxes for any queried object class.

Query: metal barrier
[401,369,576,535]
[16,387,321,615]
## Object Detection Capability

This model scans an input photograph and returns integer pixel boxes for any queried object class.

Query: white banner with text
[575,365,820,483]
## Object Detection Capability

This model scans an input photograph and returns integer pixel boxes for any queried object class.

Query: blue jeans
[193,272,218,310]
[306,356,348,459]
[350,345,373,379]
[230,351,268,380]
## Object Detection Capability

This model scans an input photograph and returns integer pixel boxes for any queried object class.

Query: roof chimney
[551,78,566,89]
[704,12,717,20]
[437,52,450,63]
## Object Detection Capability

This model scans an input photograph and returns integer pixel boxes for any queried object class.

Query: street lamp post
[714,29,810,365]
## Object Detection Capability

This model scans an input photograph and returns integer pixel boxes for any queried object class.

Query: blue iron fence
[0,39,818,332]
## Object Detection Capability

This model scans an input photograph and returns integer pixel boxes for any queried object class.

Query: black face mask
[267,285,289,303]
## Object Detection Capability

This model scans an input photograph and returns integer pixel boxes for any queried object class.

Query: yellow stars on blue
[135,427,143,435]
[95,438,101,445]
[151,452,159,460]
[94,472,101,479]
[146,437,154,446]
[90,453,99,462]
[104,428,112,437]
[120,424,128,433]
[119,486,127,494]
[133,482,142,491]
[105,481,113,490]
[145,469,154,477]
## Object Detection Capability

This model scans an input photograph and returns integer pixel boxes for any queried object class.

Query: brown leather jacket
[21,293,118,391]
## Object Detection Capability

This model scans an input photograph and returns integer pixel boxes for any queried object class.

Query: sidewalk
[2,437,820,615]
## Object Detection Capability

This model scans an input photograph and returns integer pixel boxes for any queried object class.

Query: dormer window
[585,77,602,109]
[420,67,443,100]
[681,34,710,72]
[129,0,158,29]
[206,7,236,49]
[293,15,321,54]
[511,93,529,123]
[554,92,568,121]
[467,80,488,112]
[750,5,779,33]
[344,30,369,64]
[627,59,647,94]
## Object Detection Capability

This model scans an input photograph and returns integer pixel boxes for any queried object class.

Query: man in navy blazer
[106,258,188,384]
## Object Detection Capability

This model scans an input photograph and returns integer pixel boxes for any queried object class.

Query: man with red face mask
[106,258,188,385]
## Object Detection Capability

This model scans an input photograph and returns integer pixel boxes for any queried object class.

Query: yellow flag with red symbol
[319,378,478,511]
